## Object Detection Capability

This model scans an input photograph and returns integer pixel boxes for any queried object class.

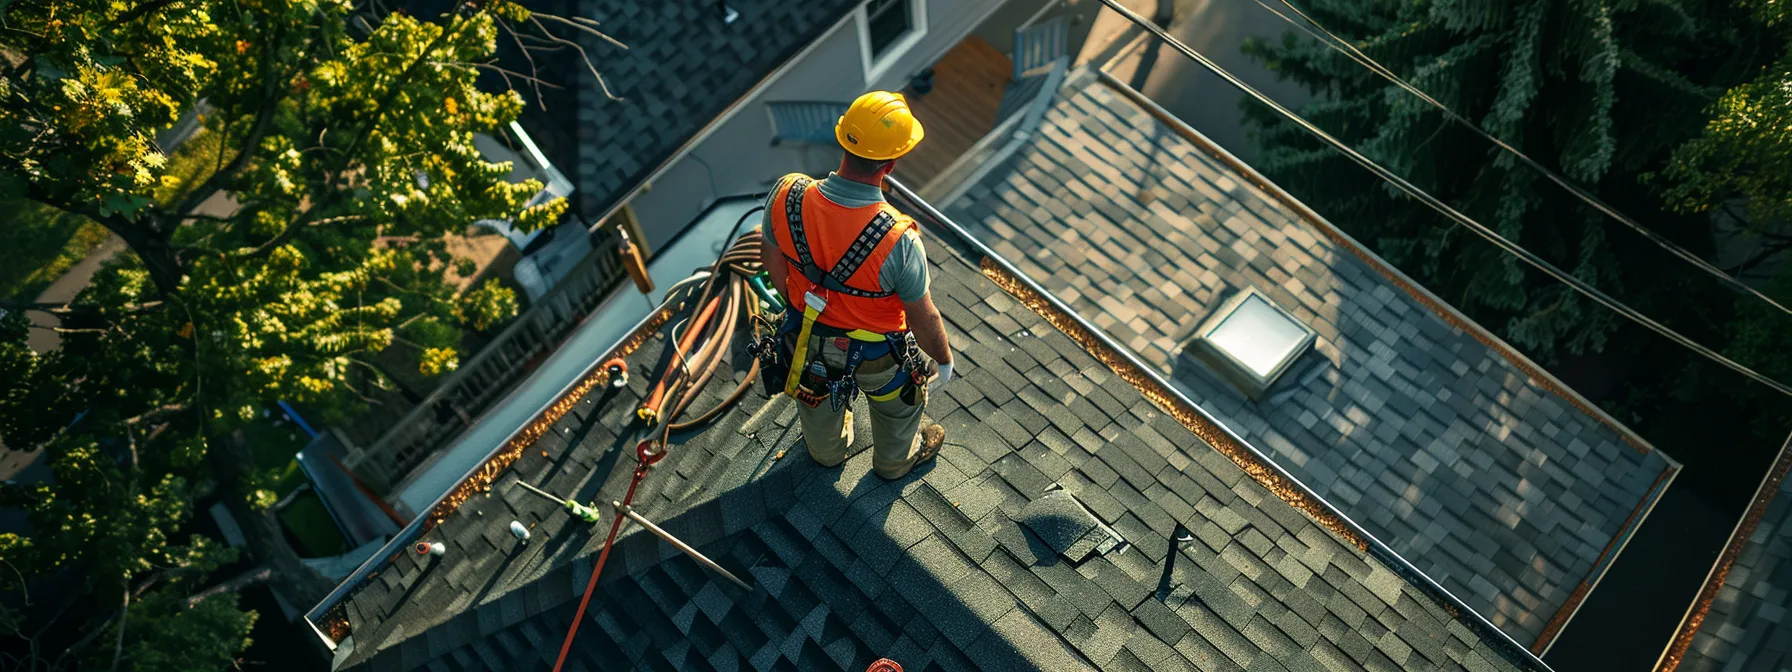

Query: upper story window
[866,0,914,55]
[857,0,926,84]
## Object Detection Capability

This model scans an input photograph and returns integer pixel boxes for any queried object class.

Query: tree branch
[494,18,545,109]
[168,22,293,222]
[177,211,236,223]
[115,0,179,24]
[124,404,189,426]
[185,565,272,609]
[429,60,563,93]
[0,300,165,316]
[236,214,367,258]
[109,589,129,672]
[532,13,627,50]
[526,15,624,102]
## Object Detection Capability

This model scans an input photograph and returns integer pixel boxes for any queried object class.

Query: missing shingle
[1016,491,1123,564]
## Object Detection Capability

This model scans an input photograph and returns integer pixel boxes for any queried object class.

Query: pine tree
[1242,0,1771,361]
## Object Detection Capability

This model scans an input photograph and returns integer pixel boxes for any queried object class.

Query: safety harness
[750,176,924,411]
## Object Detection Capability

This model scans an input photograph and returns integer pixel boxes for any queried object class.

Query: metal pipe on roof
[615,504,753,591]
[884,175,1555,672]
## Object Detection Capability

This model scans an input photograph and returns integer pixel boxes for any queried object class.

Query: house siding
[627,0,1047,252]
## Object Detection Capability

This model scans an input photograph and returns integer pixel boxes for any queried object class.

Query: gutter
[888,174,1557,672]
[1654,432,1792,672]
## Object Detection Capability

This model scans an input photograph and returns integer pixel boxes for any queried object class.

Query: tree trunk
[208,430,336,608]
[105,218,185,296]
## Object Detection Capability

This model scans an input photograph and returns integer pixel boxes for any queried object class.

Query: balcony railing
[341,228,626,494]
[767,101,849,145]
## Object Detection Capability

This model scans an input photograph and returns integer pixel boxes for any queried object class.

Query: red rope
[552,235,760,669]
[551,438,664,672]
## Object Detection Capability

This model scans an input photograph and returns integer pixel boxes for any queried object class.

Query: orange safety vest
[770,173,914,333]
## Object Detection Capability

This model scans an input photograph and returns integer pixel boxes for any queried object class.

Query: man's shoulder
[885,218,926,261]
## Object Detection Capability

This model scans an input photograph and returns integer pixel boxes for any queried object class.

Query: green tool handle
[749,271,785,313]
[564,500,601,524]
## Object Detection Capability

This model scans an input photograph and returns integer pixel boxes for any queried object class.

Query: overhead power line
[1249,0,1792,320]
[1095,0,1792,396]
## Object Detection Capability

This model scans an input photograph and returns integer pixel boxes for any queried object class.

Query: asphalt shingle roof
[509,0,859,223]
[945,69,1677,646]
[327,220,1538,672]
[1675,447,1792,671]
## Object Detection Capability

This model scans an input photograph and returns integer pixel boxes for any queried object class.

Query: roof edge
[1088,68,1667,464]
[1533,462,1678,655]
[889,175,1555,672]
[1654,432,1792,672]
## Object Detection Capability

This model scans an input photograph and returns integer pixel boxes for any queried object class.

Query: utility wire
[1247,0,1792,320]
[1096,0,1792,396]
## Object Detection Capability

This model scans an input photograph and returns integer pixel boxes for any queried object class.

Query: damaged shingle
[1016,490,1124,563]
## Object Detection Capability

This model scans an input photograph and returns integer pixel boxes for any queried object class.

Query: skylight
[1190,288,1315,400]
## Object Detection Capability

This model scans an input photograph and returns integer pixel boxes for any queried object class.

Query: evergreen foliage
[1242,0,1768,360]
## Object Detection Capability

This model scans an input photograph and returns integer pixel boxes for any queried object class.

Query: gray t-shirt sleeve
[759,184,782,247]
[879,225,930,302]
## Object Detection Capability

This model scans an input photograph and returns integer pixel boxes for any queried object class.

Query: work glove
[931,360,954,393]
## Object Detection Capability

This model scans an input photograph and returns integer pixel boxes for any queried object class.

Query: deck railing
[767,101,849,145]
[1012,16,1069,80]
[341,227,626,494]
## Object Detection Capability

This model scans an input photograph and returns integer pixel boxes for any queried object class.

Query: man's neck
[834,171,882,187]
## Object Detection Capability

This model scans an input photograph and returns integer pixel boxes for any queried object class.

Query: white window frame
[855,0,928,86]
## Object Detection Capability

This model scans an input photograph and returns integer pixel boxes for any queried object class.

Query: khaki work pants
[789,333,930,479]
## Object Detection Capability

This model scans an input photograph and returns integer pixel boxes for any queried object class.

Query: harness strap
[781,176,897,299]
[783,292,827,399]
[783,176,816,271]
[828,211,897,288]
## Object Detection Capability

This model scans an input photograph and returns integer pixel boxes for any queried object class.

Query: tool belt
[747,294,924,412]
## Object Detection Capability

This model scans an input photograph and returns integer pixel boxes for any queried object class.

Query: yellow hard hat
[835,91,925,161]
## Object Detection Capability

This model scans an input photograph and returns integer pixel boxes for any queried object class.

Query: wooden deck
[897,36,1013,189]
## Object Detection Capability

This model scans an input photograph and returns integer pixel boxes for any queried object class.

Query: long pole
[615,502,753,591]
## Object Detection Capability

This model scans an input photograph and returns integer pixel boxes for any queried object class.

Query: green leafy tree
[458,277,520,332]
[1653,0,1792,444]
[1241,0,1771,360]
[0,0,617,667]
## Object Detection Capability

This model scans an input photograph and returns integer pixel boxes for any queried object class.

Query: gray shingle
[947,65,1674,647]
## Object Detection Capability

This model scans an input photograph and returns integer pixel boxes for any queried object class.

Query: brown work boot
[878,424,945,480]
[910,424,945,469]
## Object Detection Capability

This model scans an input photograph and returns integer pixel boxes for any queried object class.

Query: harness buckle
[748,333,784,398]
[829,374,859,413]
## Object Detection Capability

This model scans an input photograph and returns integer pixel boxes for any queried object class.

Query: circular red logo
[866,659,902,672]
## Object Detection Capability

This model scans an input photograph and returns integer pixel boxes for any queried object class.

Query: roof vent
[1017,491,1122,563]
[1189,288,1315,400]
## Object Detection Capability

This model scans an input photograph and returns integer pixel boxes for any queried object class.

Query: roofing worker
[756,91,953,480]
